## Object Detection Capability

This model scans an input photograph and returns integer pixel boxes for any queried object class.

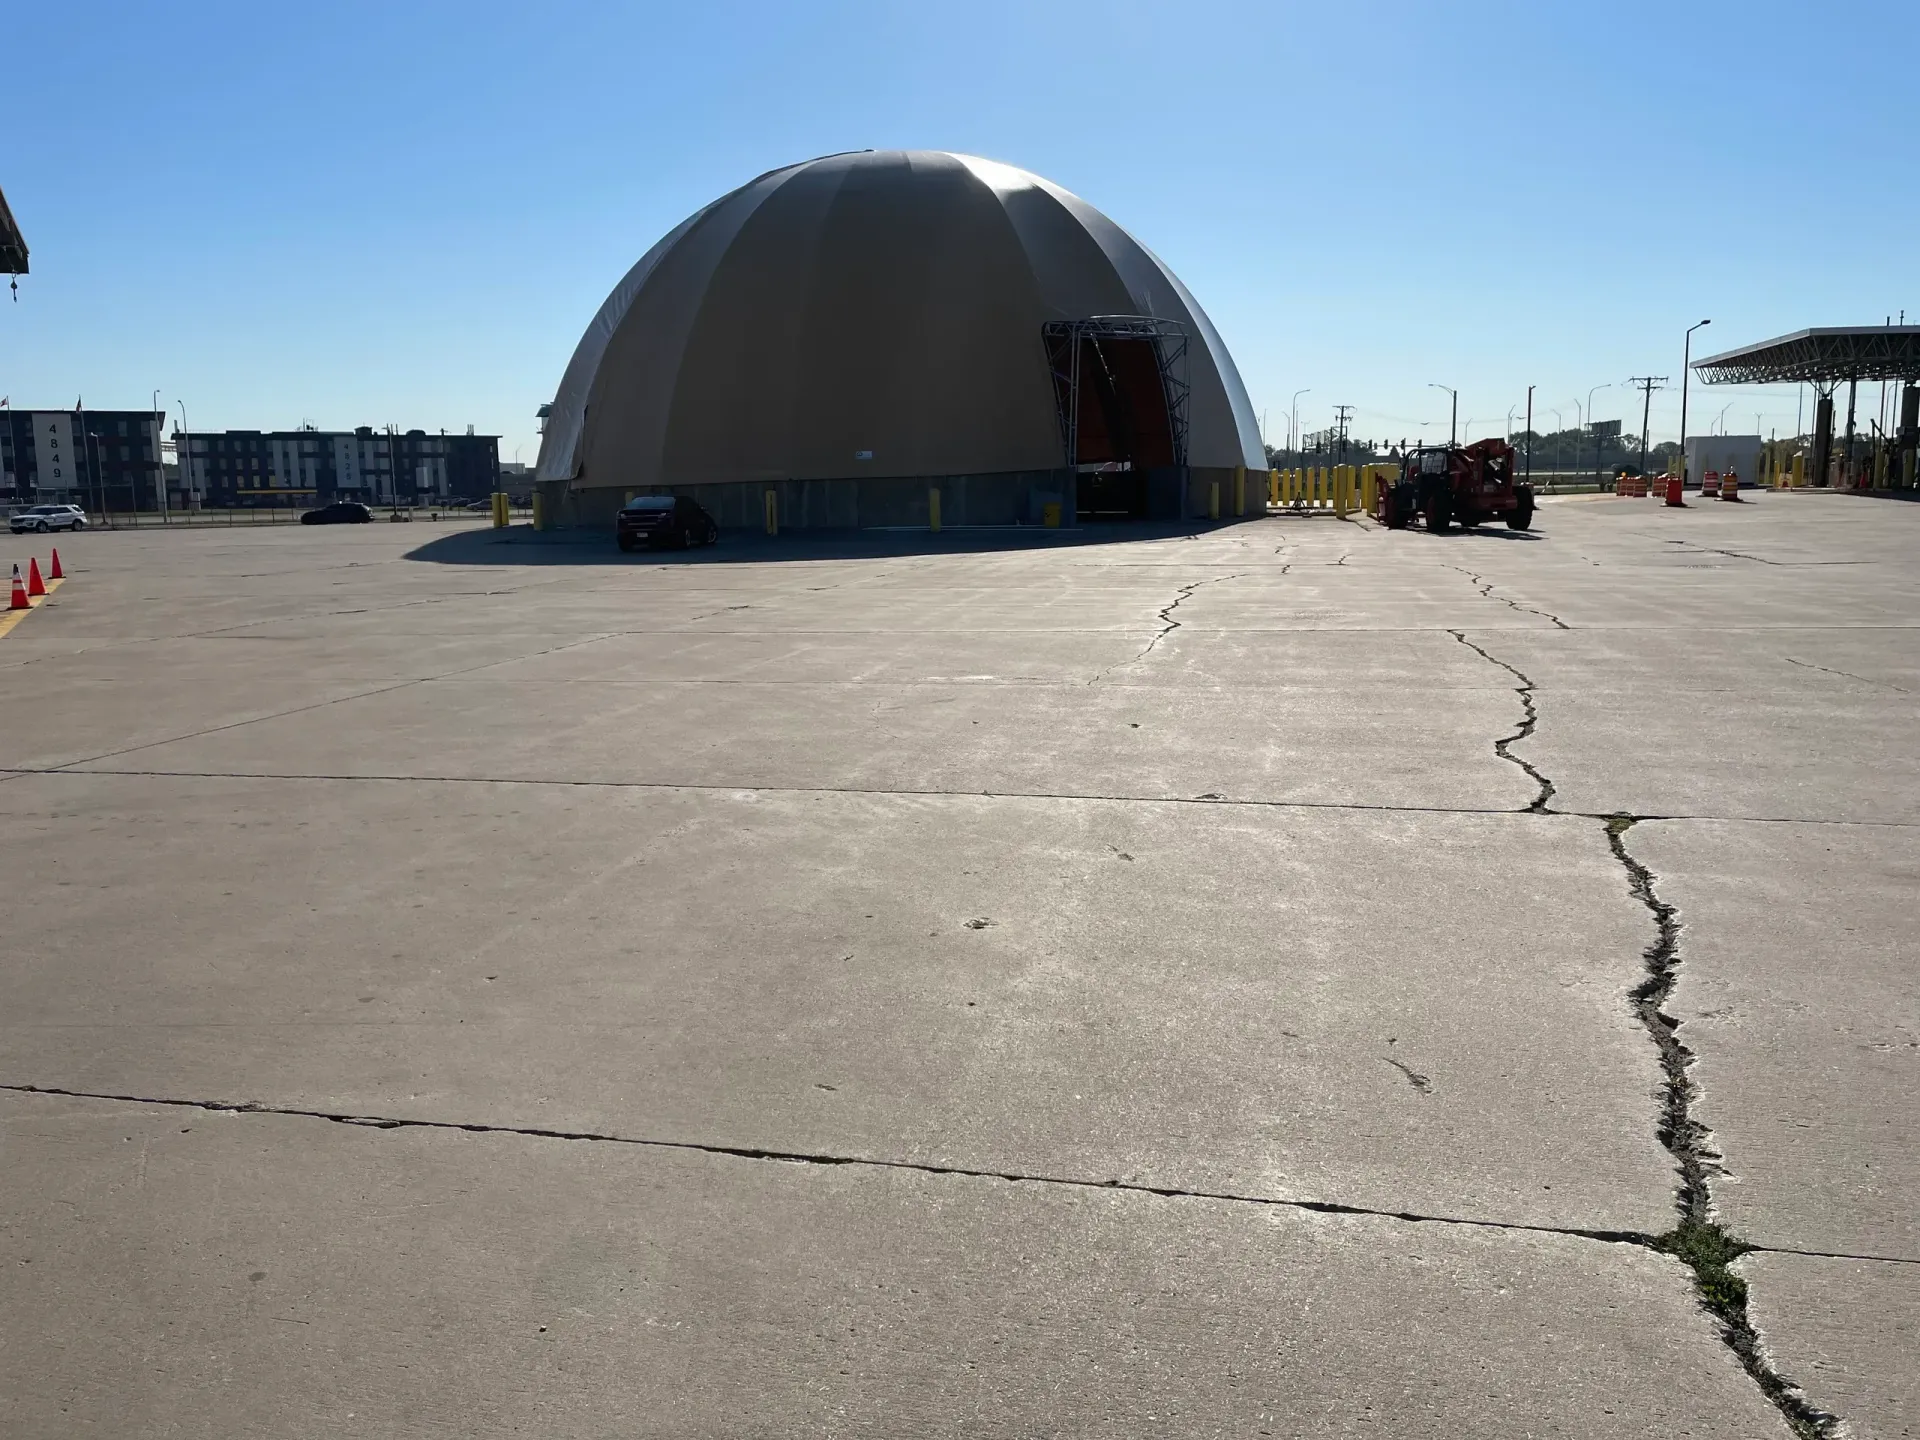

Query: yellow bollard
[1042,501,1061,527]
[1280,469,1293,506]
[1362,465,1378,516]
[1335,466,1351,518]
[929,487,941,532]
[1235,464,1246,517]
[531,492,545,531]
[1269,469,1280,507]
[764,488,778,535]
[1791,453,1805,488]
[1209,481,1220,520]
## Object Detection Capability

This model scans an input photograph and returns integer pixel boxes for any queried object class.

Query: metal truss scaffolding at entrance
[1043,315,1191,474]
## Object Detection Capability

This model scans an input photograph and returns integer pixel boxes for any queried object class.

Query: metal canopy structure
[0,184,27,275]
[1692,327,1920,385]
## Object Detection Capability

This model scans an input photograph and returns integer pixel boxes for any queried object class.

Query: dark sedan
[616,494,718,551]
[300,501,373,525]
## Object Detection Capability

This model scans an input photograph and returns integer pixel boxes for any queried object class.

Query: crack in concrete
[1088,572,1243,684]
[1383,1057,1432,1094]
[1448,632,1556,813]
[1783,656,1911,694]
[18,764,1920,830]
[6,1081,1903,1269]
[0,1081,1669,1250]
[1445,564,1570,629]
[1605,817,1845,1439]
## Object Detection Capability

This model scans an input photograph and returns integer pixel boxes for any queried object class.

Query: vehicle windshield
[1418,451,1450,475]
[623,497,675,511]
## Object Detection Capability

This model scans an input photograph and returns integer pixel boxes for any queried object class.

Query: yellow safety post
[1792,452,1805,487]
[531,492,545,531]
[1269,469,1279,506]
[1362,465,1378,515]
[1209,481,1220,520]
[1042,501,1062,527]
[1279,469,1292,505]
[929,487,942,532]
[764,488,778,535]
[1334,466,1351,518]
[1316,467,1328,509]
[1235,464,1246,517]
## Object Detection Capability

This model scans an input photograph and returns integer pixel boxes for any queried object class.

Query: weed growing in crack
[1607,815,1843,1440]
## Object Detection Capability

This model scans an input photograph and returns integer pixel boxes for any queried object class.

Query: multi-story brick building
[0,408,166,509]
[175,426,500,507]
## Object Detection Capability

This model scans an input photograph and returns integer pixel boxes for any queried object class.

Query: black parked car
[301,501,373,525]
[616,495,718,551]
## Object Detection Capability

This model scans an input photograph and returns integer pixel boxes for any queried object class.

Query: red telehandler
[1376,438,1535,532]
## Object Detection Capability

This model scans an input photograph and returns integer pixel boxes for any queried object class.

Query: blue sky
[5,0,1914,460]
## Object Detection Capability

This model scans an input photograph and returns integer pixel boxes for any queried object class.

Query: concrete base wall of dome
[564,469,1082,531]
[1184,465,1263,521]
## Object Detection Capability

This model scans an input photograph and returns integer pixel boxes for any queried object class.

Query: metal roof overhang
[0,185,26,274]
[1692,327,1920,385]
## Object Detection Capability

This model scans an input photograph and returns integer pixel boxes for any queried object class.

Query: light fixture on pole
[1678,318,1711,485]
[1428,384,1458,445]
[1290,388,1310,453]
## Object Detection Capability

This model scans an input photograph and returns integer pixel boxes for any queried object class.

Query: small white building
[1684,434,1763,486]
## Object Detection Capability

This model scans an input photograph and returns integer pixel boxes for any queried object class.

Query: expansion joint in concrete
[1448,630,1556,813]
[1604,815,1845,1439]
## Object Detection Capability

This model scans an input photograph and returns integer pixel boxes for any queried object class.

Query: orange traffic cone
[9,565,29,610]
[25,557,45,597]
[48,548,63,580]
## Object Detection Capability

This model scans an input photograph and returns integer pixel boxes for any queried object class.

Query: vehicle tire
[35,520,49,533]
[705,522,719,546]
[617,535,636,552]
[1384,484,1413,529]
[1507,491,1535,530]
[1425,491,1451,533]
[72,520,86,531]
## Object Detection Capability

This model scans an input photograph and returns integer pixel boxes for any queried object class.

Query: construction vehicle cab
[1376,438,1534,533]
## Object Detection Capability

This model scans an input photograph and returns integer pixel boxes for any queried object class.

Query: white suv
[9,504,88,534]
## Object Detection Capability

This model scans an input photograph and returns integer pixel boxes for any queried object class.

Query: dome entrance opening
[1044,316,1190,522]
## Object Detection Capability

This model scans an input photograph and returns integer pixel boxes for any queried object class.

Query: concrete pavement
[1,491,1913,1436]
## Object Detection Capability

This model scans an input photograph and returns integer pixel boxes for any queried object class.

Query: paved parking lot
[2,493,1913,1437]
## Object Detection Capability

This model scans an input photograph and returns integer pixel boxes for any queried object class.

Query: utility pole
[1333,404,1353,460]
[1627,376,1668,474]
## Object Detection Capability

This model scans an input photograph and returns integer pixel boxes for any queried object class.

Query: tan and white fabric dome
[536,150,1264,526]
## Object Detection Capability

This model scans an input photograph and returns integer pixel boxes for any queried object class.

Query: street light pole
[1428,384,1457,445]
[1290,389,1310,454]
[1587,383,1611,485]
[1525,384,1534,483]
[1679,318,1711,485]
[175,400,196,511]
[152,389,168,521]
